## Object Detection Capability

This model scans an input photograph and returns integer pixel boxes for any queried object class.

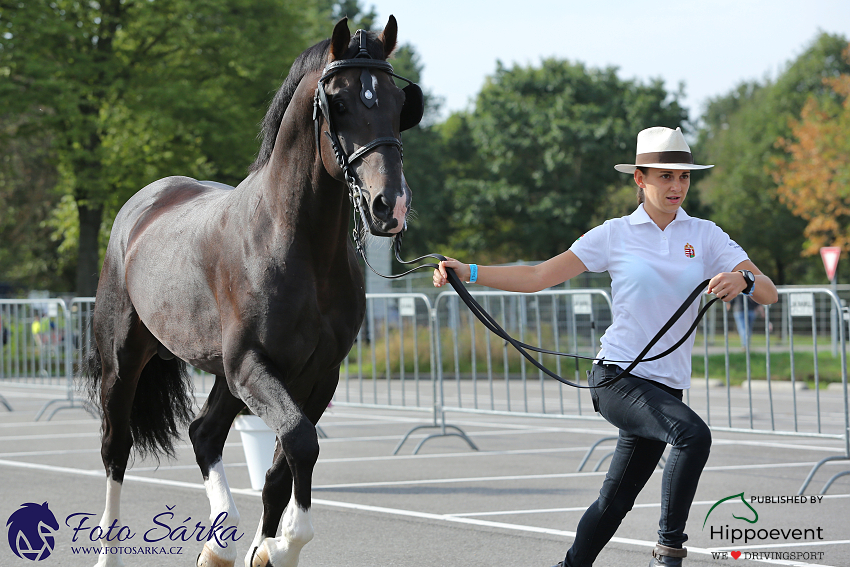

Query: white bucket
[233,415,276,491]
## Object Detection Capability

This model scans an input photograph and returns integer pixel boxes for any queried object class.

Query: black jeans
[563,363,712,567]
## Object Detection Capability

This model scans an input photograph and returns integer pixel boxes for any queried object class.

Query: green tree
[325,0,377,30]
[434,59,687,263]
[0,0,322,294]
[0,124,72,293]
[774,44,850,260]
[694,32,850,284]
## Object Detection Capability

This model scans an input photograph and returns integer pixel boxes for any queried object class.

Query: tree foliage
[4,5,849,292]
[0,127,72,292]
[694,33,850,284]
[415,59,687,263]
[774,44,850,258]
[0,0,323,294]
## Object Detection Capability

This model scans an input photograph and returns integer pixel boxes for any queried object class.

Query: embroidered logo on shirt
[684,243,695,258]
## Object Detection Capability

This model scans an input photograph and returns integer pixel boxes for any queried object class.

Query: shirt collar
[628,203,692,226]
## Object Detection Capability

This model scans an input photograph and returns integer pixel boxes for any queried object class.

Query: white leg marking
[198,460,240,566]
[245,489,313,567]
[93,478,125,567]
[244,522,265,567]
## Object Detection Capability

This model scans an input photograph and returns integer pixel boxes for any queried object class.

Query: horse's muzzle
[368,189,408,235]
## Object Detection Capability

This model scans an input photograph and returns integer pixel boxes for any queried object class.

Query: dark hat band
[635,151,693,165]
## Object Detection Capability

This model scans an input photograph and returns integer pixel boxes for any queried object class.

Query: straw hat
[614,127,713,174]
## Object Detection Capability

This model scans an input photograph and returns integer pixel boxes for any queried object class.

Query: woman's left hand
[707,272,746,302]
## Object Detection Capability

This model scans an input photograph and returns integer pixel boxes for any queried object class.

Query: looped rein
[329,32,718,388]
[380,238,718,389]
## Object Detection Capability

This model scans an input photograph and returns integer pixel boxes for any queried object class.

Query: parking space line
[0,419,96,429]
[0,457,843,566]
[308,498,847,564]
[448,494,850,518]
[317,445,597,463]
[312,460,847,490]
[1,454,844,490]
[0,431,100,442]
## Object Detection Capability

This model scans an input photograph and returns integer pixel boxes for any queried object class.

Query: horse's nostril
[372,194,392,221]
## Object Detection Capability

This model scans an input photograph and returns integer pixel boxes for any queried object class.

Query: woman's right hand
[433,258,469,287]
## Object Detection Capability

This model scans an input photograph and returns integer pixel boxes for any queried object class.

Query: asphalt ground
[0,381,848,567]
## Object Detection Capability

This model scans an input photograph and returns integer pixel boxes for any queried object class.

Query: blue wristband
[469,264,478,284]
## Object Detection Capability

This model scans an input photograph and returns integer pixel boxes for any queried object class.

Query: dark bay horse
[83,16,421,567]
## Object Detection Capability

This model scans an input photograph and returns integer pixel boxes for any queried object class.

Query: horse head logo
[703,492,758,529]
[6,502,60,561]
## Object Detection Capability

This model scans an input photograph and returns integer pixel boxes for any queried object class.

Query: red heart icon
[731,551,742,559]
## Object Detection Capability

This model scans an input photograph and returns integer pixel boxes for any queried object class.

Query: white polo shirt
[569,204,749,389]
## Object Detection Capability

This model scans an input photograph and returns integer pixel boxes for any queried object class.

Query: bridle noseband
[312,30,423,249]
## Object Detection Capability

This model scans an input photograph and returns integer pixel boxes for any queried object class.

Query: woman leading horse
[435,126,778,567]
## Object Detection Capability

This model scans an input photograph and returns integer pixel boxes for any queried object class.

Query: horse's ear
[379,15,398,59]
[329,17,351,61]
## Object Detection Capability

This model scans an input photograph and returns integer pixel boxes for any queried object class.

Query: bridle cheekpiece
[312,30,423,249]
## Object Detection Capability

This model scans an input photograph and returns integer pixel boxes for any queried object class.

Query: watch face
[740,270,755,294]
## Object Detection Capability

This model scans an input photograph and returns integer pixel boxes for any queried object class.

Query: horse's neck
[251,145,353,267]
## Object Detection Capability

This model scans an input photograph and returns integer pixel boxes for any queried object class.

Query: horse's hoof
[197,544,235,567]
[250,545,271,567]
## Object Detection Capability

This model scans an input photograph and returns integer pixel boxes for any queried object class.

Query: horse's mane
[249,30,388,173]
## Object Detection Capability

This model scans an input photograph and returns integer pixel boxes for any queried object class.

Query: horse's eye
[333,101,346,115]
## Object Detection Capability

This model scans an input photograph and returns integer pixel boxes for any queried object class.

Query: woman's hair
[635,167,649,204]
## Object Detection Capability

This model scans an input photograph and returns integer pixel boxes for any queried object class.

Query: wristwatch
[738,270,755,296]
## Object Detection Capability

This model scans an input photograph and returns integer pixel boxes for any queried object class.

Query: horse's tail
[81,342,194,460]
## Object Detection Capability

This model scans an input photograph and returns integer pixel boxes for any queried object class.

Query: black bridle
[313,29,423,247]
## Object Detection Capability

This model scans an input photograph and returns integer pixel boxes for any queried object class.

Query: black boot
[648,543,687,566]
[550,563,566,567]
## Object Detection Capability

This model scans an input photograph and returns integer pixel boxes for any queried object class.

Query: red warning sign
[820,246,841,281]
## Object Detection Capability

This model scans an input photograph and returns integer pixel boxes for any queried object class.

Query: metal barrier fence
[692,288,849,494]
[433,289,612,421]
[2,287,847,493]
[70,297,96,379]
[422,286,849,494]
[0,298,94,419]
[332,292,477,453]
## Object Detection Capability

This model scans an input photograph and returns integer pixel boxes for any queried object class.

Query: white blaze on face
[371,73,379,105]
[390,174,411,233]
[391,196,408,233]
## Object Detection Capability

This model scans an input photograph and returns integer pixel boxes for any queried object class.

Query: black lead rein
[354,233,719,389]
[325,35,718,389]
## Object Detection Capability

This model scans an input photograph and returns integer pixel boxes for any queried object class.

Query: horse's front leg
[229,355,325,567]
[190,375,246,567]
[246,442,309,567]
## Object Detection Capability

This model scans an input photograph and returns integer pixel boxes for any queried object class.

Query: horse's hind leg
[190,375,246,567]
[92,310,156,567]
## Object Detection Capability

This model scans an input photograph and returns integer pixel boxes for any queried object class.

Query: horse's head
[315,17,423,237]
